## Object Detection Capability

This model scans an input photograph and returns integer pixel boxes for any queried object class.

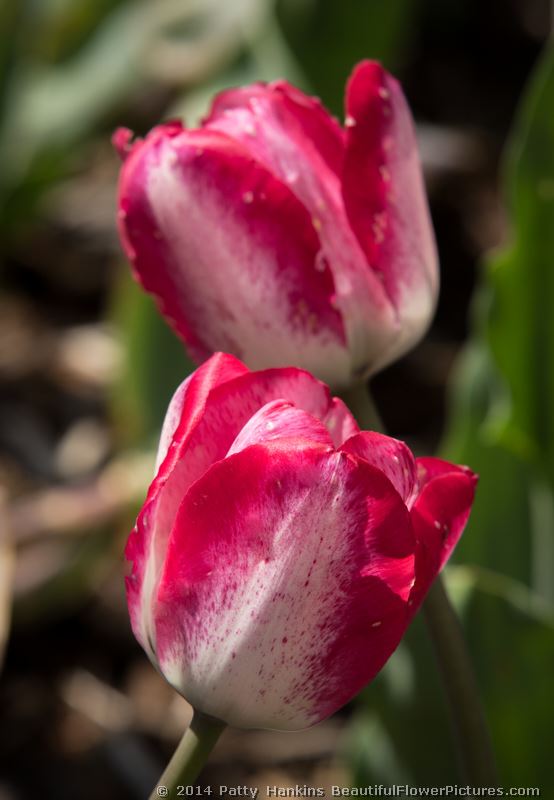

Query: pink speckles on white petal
[155,443,415,729]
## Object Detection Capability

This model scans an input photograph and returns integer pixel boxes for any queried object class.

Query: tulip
[114,61,438,389]
[126,352,476,731]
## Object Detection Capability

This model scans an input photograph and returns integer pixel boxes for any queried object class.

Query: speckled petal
[127,357,356,658]
[154,443,415,729]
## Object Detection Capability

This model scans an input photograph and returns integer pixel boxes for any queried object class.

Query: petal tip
[112,127,135,161]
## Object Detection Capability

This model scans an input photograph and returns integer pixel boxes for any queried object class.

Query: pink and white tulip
[115,61,438,389]
[125,353,476,730]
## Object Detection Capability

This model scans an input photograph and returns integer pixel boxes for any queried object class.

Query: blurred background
[1,0,553,797]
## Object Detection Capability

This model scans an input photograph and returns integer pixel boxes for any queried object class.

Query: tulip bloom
[126,353,476,730]
[115,61,438,389]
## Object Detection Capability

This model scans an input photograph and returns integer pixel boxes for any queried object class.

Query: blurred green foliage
[0,0,141,230]
[444,46,554,604]
[487,46,554,480]
[278,0,417,114]
[112,274,195,446]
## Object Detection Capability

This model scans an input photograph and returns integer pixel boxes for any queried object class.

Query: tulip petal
[118,126,351,385]
[409,458,477,609]
[205,80,398,380]
[126,352,248,654]
[343,61,439,369]
[323,397,360,447]
[127,359,354,655]
[155,443,415,729]
[155,352,249,471]
[205,81,345,178]
[227,399,334,455]
[340,431,417,505]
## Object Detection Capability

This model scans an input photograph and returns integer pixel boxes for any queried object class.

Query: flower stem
[424,577,498,785]
[339,382,384,432]
[149,710,225,799]
[341,380,497,786]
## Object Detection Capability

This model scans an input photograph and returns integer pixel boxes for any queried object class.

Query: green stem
[149,711,225,799]
[339,382,384,432]
[342,380,497,786]
[424,578,498,785]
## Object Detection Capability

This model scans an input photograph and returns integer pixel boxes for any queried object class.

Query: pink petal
[205,81,345,178]
[117,125,350,385]
[342,61,439,369]
[227,399,334,455]
[127,360,351,655]
[126,352,248,654]
[416,456,476,490]
[155,352,249,471]
[340,431,417,505]
[323,396,360,447]
[409,458,477,609]
[112,127,134,161]
[155,443,415,729]
[205,80,397,382]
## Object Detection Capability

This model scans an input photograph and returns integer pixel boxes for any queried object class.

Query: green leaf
[441,46,554,603]
[485,46,554,481]
[443,342,533,585]
[111,271,195,447]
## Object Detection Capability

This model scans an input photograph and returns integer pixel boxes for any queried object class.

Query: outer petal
[126,352,248,654]
[154,443,415,729]
[340,431,417,505]
[205,81,398,382]
[127,360,354,656]
[343,61,439,371]
[155,352,248,471]
[409,458,477,609]
[117,125,351,385]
